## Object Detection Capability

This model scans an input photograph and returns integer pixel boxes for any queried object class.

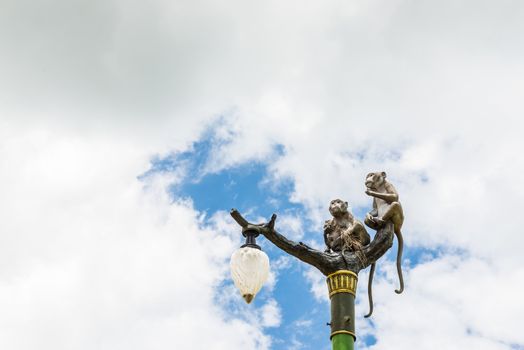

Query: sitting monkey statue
[363,171,405,317]
[324,199,370,253]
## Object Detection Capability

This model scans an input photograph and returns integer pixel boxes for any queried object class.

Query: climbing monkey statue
[363,171,405,317]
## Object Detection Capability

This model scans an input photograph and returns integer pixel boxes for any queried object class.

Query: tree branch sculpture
[230,209,394,276]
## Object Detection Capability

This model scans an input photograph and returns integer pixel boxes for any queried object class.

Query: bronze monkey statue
[324,199,370,253]
[364,172,404,317]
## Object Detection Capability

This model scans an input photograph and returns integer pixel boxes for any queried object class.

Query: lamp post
[229,172,404,350]
[230,226,270,304]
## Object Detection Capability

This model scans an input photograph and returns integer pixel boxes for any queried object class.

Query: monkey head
[329,199,349,218]
[365,171,387,190]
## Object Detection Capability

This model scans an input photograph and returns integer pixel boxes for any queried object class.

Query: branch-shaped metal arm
[231,209,335,273]
[230,209,249,228]
[359,221,395,270]
[230,209,394,276]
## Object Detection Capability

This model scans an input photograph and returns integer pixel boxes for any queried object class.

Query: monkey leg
[380,202,402,223]
[351,222,371,246]
[364,216,380,230]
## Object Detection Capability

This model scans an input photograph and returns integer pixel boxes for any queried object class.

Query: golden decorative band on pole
[326,270,358,298]
[331,330,356,339]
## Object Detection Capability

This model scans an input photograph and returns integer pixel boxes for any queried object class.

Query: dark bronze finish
[241,228,261,250]
[230,209,394,277]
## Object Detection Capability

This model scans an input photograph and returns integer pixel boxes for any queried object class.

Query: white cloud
[287,318,316,350]
[304,267,329,303]
[358,256,524,350]
[0,126,274,349]
[260,299,282,328]
[276,214,304,241]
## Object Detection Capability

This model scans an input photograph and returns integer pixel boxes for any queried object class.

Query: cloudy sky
[1,0,523,349]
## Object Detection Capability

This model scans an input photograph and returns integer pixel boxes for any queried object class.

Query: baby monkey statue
[324,199,370,253]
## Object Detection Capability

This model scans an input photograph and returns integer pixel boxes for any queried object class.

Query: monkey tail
[395,230,404,294]
[340,249,349,269]
[364,262,375,318]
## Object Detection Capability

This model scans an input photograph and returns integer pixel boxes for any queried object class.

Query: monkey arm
[384,183,400,202]
[367,199,378,218]
[350,221,370,245]
[366,190,398,203]
[323,221,333,249]
[323,220,334,233]
[323,231,330,248]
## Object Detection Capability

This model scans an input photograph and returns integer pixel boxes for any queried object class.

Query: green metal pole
[332,333,354,350]
[327,271,357,350]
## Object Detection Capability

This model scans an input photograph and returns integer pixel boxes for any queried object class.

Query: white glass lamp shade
[230,247,270,304]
